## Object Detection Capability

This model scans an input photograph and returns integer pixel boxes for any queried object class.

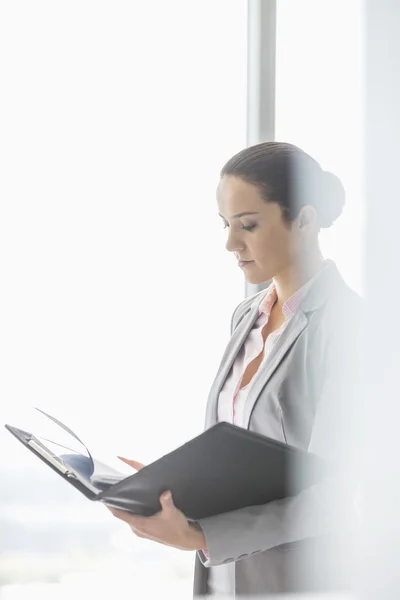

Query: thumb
[160,490,174,509]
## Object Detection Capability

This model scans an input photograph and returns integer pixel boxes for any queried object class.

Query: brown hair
[220,142,345,228]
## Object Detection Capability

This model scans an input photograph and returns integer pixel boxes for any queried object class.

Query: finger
[111,511,144,532]
[107,506,139,524]
[159,490,174,511]
[129,525,159,542]
[117,456,145,471]
[133,529,146,539]
[107,506,166,545]
[107,506,127,519]
[107,506,147,529]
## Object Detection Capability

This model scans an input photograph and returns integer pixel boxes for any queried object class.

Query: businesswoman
[108,142,362,596]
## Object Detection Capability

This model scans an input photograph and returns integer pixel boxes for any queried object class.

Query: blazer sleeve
[196,301,362,568]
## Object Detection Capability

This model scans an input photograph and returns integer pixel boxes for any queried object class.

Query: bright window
[0,2,247,597]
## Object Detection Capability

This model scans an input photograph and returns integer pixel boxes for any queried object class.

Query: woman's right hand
[117,456,145,471]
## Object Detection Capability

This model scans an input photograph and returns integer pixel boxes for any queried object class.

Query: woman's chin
[244,273,271,286]
[240,261,271,285]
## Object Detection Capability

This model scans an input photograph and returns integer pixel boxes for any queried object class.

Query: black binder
[5,417,327,521]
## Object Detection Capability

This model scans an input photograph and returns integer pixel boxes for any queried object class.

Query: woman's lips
[238,260,254,268]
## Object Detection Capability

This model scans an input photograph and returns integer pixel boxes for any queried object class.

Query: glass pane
[0,1,247,597]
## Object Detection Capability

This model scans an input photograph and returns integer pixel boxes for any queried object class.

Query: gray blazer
[193,261,362,597]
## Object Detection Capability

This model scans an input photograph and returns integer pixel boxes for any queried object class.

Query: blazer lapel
[204,298,263,429]
[242,309,308,428]
[241,261,344,427]
[205,261,344,430]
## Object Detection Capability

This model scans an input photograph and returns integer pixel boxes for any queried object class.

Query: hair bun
[318,170,346,228]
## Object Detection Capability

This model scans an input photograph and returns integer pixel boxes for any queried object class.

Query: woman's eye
[221,222,257,231]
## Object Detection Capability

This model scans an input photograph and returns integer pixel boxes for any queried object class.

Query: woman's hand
[106,457,207,552]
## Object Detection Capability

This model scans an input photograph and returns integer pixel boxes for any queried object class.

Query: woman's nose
[225,230,244,253]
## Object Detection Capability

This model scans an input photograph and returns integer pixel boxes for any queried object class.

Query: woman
[108,142,362,596]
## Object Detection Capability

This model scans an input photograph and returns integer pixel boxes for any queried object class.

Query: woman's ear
[297,205,319,232]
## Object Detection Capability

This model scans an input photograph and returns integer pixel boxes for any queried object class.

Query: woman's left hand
[107,490,207,551]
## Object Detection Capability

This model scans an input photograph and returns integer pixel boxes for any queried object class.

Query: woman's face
[217,175,303,284]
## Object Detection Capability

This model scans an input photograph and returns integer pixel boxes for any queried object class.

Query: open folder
[5,409,327,521]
